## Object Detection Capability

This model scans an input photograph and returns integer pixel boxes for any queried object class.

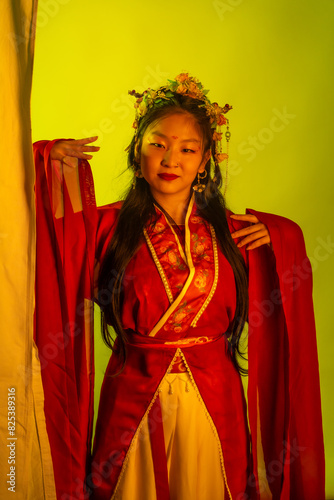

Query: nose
[161,147,179,168]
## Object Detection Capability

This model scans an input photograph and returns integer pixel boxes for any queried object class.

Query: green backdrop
[31,0,334,495]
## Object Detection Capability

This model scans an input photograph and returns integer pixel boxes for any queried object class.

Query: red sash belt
[126,329,226,348]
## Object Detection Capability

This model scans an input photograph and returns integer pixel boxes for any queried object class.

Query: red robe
[33,140,325,500]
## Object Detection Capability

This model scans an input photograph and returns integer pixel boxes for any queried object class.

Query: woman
[33,74,325,500]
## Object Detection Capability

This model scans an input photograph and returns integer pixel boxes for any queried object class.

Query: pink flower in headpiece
[215,153,228,163]
[188,81,202,98]
[176,73,189,83]
[212,132,223,141]
[177,84,188,94]
[217,114,227,126]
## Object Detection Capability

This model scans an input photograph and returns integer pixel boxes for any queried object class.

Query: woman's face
[138,112,210,203]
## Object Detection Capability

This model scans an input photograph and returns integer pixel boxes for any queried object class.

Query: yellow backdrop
[31,0,334,496]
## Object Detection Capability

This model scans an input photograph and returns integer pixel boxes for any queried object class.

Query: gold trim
[143,228,174,304]
[164,336,213,346]
[178,349,233,500]
[191,224,219,327]
[184,195,194,271]
[147,197,196,337]
[111,349,182,499]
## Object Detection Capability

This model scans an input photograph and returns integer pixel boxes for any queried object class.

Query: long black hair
[98,92,248,375]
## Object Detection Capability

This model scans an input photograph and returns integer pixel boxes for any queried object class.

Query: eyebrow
[150,131,201,144]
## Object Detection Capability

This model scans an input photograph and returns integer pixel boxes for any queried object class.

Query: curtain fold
[0,1,56,498]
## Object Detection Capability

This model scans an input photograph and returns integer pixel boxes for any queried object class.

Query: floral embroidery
[192,233,211,262]
[190,216,203,224]
[145,200,217,336]
[164,301,195,333]
[194,270,208,293]
[174,310,188,324]
[194,240,205,256]
[153,222,166,233]
[161,248,187,271]
[166,250,178,265]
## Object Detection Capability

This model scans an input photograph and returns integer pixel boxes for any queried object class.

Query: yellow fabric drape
[115,372,228,500]
[0,2,56,499]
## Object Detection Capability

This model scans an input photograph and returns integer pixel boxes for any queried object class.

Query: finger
[237,231,270,248]
[66,145,100,155]
[230,214,259,223]
[66,147,95,160]
[236,228,269,246]
[231,223,266,238]
[72,136,99,145]
[246,236,271,250]
[80,146,100,152]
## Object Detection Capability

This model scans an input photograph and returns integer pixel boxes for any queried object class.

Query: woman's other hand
[50,136,100,168]
[230,214,272,250]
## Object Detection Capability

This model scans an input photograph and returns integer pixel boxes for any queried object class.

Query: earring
[193,170,207,192]
[223,119,230,197]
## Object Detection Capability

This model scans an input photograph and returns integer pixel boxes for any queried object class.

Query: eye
[150,142,165,149]
[182,148,196,153]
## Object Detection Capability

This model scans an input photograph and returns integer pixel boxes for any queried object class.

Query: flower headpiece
[128,73,232,170]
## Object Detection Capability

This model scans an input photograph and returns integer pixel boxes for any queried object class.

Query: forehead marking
[172,135,178,140]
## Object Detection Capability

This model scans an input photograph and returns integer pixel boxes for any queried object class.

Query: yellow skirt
[112,368,230,500]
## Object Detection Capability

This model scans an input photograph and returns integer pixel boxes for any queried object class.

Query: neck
[152,192,193,225]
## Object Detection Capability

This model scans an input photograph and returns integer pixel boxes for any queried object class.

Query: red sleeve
[95,202,122,265]
[33,141,99,499]
[245,208,325,499]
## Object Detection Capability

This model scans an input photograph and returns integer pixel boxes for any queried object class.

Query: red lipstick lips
[158,173,180,180]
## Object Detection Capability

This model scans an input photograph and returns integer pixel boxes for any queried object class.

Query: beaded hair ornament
[128,73,232,194]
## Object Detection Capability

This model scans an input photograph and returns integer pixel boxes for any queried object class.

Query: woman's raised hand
[230,214,272,250]
[50,136,100,168]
